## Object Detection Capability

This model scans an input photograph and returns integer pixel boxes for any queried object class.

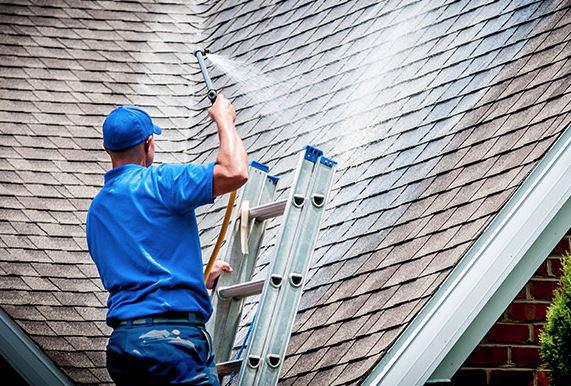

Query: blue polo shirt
[86,162,215,326]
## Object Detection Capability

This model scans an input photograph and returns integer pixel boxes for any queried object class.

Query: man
[86,95,248,386]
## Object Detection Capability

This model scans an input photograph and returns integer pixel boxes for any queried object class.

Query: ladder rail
[208,162,277,364]
[256,158,336,385]
[237,147,336,386]
[238,152,315,385]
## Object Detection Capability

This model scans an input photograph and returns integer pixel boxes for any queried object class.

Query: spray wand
[194,49,237,285]
[194,49,218,104]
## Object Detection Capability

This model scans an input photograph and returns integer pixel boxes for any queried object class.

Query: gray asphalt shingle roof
[1,0,570,384]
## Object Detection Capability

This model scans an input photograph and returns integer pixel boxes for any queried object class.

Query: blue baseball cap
[103,106,162,151]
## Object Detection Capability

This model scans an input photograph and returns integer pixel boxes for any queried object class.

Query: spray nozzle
[194,49,218,104]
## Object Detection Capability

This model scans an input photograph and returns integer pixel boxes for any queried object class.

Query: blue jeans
[106,322,219,386]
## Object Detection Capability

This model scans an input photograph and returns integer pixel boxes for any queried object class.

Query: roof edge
[362,127,571,386]
[0,308,73,386]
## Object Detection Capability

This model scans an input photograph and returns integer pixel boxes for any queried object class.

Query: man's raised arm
[209,94,249,197]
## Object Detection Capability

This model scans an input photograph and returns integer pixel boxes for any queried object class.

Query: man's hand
[208,94,236,131]
[210,94,249,197]
[206,260,233,289]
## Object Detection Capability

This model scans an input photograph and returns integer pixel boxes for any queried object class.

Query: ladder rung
[218,279,265,299]
[249,199,287,220]
[217,359,242,377]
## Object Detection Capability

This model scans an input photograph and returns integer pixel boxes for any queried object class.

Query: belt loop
[187,312,205,325]
[126,320,133,328]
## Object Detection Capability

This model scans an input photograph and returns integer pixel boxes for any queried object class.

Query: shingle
[21,275,57,290]
[37,305,84,321]
[325,315,368,346]
[327,295,370,324]
[51,277,101,292]
[89,367,113,383]
[340,332,382,363]
[47,320,103,337]
[5,248,51,263]
[16,320,56,336]
[370,300,422,333]
[290,347,328,375]
[33,335,75,351]
[314,341,353,369]
[384,272,440,308]
[0,276,30,290]
[46,350,94,368]
[61,367,100,384]
[85,350,106,367]
[66,336,107,351]
[305,262,343,290]
[383,257,433,287]
[330,254,368,282]
[5,303,43,323]
[287,330,314,355]
[422,242,471,275]
[332,354,380,385]
[0,261,37,276]
[367,325,404,357]
[28,235,82,251]
[354,286,397,317]
[301,301,341,331]
[47,250,92,264]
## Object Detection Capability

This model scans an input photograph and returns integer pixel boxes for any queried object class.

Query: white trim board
[362,126,571,386]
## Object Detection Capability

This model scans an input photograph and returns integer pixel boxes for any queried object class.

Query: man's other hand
[208,94,236,131]
[206,260,233,289]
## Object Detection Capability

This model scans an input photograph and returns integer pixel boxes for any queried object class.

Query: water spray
[194,48,237,285]
[194,49,218,104]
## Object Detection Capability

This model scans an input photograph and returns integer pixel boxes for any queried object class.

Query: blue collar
[104,164,144,185]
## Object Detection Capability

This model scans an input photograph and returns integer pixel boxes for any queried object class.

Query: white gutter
[362,126,571,386]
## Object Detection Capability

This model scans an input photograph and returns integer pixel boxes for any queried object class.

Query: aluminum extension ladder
[207,145,337,386]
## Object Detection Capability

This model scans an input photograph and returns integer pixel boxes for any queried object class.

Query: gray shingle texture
[0,0,570,384]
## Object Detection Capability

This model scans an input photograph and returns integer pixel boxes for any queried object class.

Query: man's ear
[144,136,152,153]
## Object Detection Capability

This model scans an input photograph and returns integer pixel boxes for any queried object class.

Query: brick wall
[452,231,570,386]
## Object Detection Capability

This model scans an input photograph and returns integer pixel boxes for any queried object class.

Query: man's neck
[112,159,147,169]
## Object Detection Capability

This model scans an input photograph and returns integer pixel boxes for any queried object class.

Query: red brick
[466,346,508,367]
[511,346,541,367]
[534,261,548,277]
[508,302,548,322]
[486,323,530,344]
[530,280,559,300]
[549,258,563,277]
[537,370,550,386]
[516,285,528,299]
[533,324,545,344]
[452,369,488,386]
[489,370,533,386]
[551,237,570,255]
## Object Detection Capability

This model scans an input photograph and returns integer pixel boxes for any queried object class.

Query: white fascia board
[0,308,73,386]
[362,126,571,386]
